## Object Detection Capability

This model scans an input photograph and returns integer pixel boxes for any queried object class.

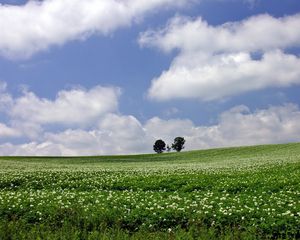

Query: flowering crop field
[0,143,299,239]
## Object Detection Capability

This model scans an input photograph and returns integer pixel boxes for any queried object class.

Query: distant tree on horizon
[153,139,166,154]
[172,137,185,152]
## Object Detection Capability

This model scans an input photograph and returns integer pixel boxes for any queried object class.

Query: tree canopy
[172,137,185,152]
[153,139,166,154]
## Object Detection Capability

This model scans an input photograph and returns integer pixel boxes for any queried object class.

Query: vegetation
[153,139,166,153]
[172,137,185,152]
[0,143,300,239]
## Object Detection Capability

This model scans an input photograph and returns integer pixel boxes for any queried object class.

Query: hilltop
[0,142,299,239]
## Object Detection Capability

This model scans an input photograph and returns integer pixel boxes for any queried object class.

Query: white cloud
[0,83,121,140]
[140,14,300,53]
[98,113,148,151]
[0,142,71,156]
[1,98,300,155]
[0,0,190,58]
[1,81,300,156]
[44,130,106,156]
[0,82,151,155]
[144,104,300,150]
[145,117,194,145]
[207,103,300,147]
[37,114,149,155]
[148,50,300,101]
[9,121,43,140]
[9,86,120,126]
[139,14,300,101]
[0,123,20,138]
[41,114,149,155]
[0,113,151,156]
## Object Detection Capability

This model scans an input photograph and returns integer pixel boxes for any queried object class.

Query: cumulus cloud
[0,142,71,156]
[0,0,190,58]
[0,123,21,138]
[8,86,120,126]
[43,114,150,155]
[98,114,148,152]
[140,14,300,54]
[0,113,151,156]
[199,104,300,147]
[0,82,121,140]
[1,81,300,156]
[0,82,150,155]
[1,97,300,155]
[139,14,300,101]
[144,104,300,150]
[145,117,194,144]
[148,50,300,101]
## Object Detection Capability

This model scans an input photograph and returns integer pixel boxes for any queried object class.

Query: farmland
[0,143,299,239]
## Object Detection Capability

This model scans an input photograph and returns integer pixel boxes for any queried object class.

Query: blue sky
[0,0,300,155]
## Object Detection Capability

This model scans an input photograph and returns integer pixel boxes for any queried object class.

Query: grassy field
[0,143,299,239]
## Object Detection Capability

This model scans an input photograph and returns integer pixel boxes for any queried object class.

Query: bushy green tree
[153,139,166,154]
[172,137,185,152]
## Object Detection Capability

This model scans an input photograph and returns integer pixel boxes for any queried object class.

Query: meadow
[0,143,299,239]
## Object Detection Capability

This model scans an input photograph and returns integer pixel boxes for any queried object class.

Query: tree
[172,137,185,152]
[153,139,166,154]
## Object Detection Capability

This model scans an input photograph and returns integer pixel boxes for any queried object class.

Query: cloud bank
[0,0,189,58]
[0,82,300,156]
[140,14,300,101]
[9,86,120,126]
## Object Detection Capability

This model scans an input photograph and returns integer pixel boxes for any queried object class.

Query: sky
[0,0,300,156]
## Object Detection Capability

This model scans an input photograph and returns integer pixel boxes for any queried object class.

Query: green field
[0,143,299,239]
